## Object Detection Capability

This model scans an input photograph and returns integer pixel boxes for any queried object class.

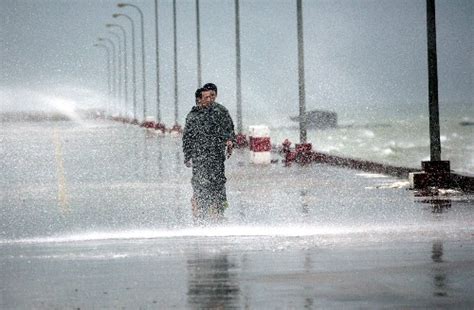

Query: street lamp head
[112,13,120,18]
[117,3,127,8]
[106,24,113,27]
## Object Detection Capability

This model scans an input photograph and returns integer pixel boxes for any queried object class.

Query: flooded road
[1,120,473,308]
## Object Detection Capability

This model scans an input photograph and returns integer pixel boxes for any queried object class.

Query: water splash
[0,85,110,125]
[39,93,84,124]
[2,223,470,245]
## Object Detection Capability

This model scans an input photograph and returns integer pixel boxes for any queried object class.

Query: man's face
[200,90,212,108]
[209,90,217,103]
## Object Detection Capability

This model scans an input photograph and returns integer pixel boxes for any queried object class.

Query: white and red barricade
[249,125,271,164]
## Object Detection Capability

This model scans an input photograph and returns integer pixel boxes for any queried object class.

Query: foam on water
[365,180,411,189]
[270,118,473,172]
[356,173,389,178]
[361,129,375,138]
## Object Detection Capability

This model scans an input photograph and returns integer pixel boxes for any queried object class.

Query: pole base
[422,160,450,174]
[410,161,451,189]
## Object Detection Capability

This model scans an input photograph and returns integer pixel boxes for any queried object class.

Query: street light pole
[235,0,243,134]
[196,0,202,87]
[98,37,118,116]
[108,31,124,117]
[173,0,178,125]
[408,0,450,189]
[107,23,129,119]
[118,3,148,121]
[113,13,138,122]
[93,43,112,115]
[154,0,161,123]
[296,0,307,144]
[426,0,441,162]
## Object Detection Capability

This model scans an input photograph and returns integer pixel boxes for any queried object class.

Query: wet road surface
[1,120,473,308]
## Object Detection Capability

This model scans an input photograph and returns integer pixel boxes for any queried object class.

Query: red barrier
[295,143,313,164]
[282,139,291,153]
[249,137,271,152]
[155,122,166,133]
[236,133,248,148]
[141,121,156,129]
[281,139,296,165]
[295,143,312,153]
[280,139,313,165]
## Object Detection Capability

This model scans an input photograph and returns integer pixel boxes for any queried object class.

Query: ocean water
[269,118,473,174]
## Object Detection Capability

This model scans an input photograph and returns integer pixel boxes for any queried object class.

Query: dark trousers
[191,158,227,216]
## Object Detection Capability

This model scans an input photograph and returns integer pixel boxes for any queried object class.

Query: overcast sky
[1,0,472,125]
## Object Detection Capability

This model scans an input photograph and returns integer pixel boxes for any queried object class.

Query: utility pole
[426,0,441,162]
[196,0,202,87]
[409,0,451,190]
[296,0,306,144]
[235,0,242,134]
[154,0,161,123]
[173,0,179,125]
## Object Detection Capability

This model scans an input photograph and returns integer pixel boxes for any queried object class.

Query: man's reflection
[300,190,309,215]
[156,137,163,178]
[132,130,141,179]
[431,240,448,297]
[142,131,149,179]
[430,199,451,214]
[414,189,452,213]
[186,252,240,309]
[303,252,314,308]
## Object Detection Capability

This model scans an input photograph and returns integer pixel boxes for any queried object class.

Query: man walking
[183,84,235,221]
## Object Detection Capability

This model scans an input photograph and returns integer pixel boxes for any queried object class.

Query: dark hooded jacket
[183,102,235,191]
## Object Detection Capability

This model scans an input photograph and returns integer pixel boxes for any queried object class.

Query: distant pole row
[92,0,251,133]
[92,0,299,136]
[92,43,112,114]
[117,3,148,121]
[93,0,442,161]
[113,13,137,120]
[93,2,151,125]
